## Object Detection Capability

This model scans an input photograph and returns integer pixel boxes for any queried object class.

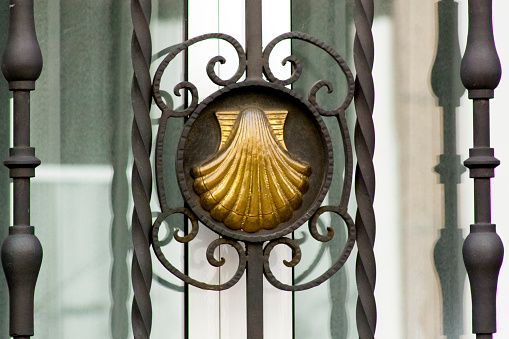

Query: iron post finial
[1,0,42,90]
[460,0,501,100]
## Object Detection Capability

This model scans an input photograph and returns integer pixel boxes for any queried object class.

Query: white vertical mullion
[217,1,247,339]
[188,1,221,339]
[189,1,293,338]
[261,2,293,339]
[371,16,402,339]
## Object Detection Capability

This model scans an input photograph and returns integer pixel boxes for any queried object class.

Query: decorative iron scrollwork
[263,209,356,291]
[150,28,356,292]
[152,33,246,118]
[129,0,374,336]
[262,32,355,116]
[152,208,247,291]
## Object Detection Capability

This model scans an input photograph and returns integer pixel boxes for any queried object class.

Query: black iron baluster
[353,0,376,337]
[130,0,153,338]
[1,1,43,338]
[460,0,504,338]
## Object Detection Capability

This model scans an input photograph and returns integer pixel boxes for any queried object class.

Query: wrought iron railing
[0,0,505,338]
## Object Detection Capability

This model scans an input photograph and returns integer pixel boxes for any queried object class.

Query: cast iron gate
[0,0,504,338]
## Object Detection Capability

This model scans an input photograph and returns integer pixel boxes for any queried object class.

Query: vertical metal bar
[353,0,376,337]
[246,242,264,339]
[245,0,263,80]
[12,93,31,229]
[245,2,264,336]
[1,0,43,338]
[131,0,153,338]
[183,2,190,338]
[460,0,504,337]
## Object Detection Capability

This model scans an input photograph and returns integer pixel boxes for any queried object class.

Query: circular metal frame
[174,80,334,242]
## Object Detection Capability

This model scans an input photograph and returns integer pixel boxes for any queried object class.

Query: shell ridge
[267,140,301,201]
[192,106,312,233]
[206,117,250,201]
[209,142,249,223]
[242,111,258,231]
[192,112,245,178]
[214,140,250,210]
[265,135,300,219]
[225,115,256,230]
[268,138,310,193]
[259,117,295,224]
[195,146,238,196]
[258,124,282,229]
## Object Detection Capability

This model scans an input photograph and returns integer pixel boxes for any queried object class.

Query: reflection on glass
[292,0,353,338]
[431,1,466,338]
[0,4,10,332]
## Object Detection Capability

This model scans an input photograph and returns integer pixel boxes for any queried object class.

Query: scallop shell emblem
[191,107,312,233]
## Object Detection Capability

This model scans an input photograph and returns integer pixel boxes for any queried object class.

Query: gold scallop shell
[191,107,312,233]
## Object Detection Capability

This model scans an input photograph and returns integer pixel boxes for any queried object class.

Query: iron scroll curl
[152,33,247,118]
[263,207,356,291]
[262,31,355,116]
[151,208,247,291]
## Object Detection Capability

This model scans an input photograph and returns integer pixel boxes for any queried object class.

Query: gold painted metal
[191,107,312,233]
[216,110,289,149]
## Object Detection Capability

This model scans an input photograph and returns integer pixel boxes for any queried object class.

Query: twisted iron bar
[353,0,376,337]
[130,0,153,338]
